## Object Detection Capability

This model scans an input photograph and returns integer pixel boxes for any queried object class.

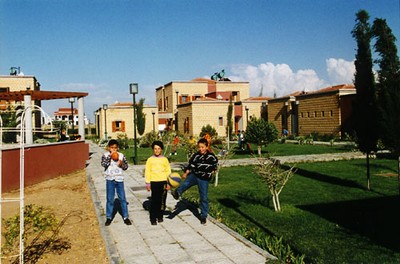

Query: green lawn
[183,158,399,263]
[121,141,351,164]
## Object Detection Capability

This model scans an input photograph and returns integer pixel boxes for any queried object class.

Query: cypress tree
[372,18,400,193]
[351,10,378,190]
[136,98,146,136]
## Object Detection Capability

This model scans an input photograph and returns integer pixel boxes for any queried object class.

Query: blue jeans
[106,180,129,219]
[176,173,209,218]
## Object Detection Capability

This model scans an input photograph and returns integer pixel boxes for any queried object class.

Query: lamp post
[245,106,249,128]
[69,98,75,137]
[103,104,108,140]
[152,111,155,132]
[130,83,139,165]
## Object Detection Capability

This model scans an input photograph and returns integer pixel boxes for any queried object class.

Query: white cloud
[326,58,355,84]
[227,59,355,98]
[229,62,325,97]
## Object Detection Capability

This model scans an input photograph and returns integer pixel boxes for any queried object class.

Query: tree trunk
[257,146,261,157]
[275,191,281,212]
[271,189,278,211]
[214,169,219,187]
[398,155,400,196]
[366,153,371,190]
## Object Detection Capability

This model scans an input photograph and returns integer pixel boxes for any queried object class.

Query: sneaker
[105,218,112,226]
[124,218,132,225]
[151,220,157,225]
[200,217,207,225]
[157,217,163,223]
[171,190,179,200]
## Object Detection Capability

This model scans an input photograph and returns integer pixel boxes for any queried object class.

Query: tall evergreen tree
[136,98,146,136]
[226,95,233,139]
[351,10,378,190]
[372,18,400,193]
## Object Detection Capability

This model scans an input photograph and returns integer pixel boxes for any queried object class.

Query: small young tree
[136,98,146,136]
[245,117,278,156]
[211,142,235,187]
[200,124,217,138]
[254,158,296,212]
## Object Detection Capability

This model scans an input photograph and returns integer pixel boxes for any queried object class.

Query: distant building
[94,102,157,140]
[155,77,250,134]
[267,84,356,138]
[0,73,42,128]
[53,107,89,126]
[95,73,356,140]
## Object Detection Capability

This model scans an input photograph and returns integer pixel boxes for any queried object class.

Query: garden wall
[1,141,89,192]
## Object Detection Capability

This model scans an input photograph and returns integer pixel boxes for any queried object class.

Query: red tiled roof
[281,84,355,98]
[308,84,355,94]
[191,78,216,84]
[245,96,272,101]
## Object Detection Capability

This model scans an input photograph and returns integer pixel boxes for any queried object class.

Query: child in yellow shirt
[145,141,171,225]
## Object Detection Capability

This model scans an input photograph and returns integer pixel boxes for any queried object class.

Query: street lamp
[245,106,249,128]
[130,83,139,165]
[69,97,75,137]
[152,110,155,132]
[103,104,108,141]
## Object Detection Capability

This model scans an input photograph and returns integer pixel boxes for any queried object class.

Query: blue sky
[1,0,399,122]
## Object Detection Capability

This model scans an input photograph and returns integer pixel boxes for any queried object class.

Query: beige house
[155,78,250,133]
[267,84,356,138]
[0,74,42,128]
[95,102,158,140]
[95,74,356,141]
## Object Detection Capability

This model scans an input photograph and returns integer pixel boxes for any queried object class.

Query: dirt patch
[1,170,108,264]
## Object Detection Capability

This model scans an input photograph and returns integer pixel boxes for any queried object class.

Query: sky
[1,0,399,122]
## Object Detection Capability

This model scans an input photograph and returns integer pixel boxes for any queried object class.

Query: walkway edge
[208,215,277,260]
[86,165,120,264]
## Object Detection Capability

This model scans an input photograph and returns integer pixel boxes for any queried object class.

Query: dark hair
[108,139,119,147]
[198,138,209,146]
[151,140,164,150]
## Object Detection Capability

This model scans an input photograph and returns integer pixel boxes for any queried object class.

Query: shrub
[139,131,158,148]
[117,133,129,149]
[200,124,217,138]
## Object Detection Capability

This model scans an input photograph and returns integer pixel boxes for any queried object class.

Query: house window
[184,117,190,133]
[112,121,125,132]
[182,95,188,103]
[307,112,310,118]
[330,110,333,116]
[158,99,162,111]
[314,111,317,117]
[165,97,169,110]
[322,111,325,117]
[218,116,223,126]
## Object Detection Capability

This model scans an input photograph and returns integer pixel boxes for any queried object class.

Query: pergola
[0,90,89,143]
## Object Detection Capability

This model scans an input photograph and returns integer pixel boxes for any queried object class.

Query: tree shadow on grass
[298,196,400,251]
[217,198,275,237]
[281,164,366,190]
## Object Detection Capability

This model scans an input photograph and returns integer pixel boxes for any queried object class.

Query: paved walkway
[86,142,275,264]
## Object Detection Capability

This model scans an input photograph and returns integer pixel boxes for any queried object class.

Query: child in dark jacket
[171,138,218,224]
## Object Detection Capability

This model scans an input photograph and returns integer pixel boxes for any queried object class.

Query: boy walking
[101,139,132,226]
[171,138,218,224]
